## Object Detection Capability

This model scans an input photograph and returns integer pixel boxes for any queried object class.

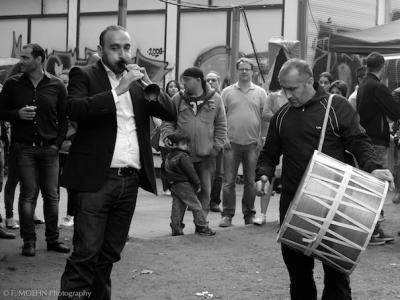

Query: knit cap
[182,67,204,79]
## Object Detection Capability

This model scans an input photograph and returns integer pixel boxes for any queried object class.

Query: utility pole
[118,0,127,28]
[229,6,240,83]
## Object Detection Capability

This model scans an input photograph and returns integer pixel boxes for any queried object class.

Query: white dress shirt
[103,62,141,170]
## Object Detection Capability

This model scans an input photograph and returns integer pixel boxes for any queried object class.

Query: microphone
[118,61,161,101]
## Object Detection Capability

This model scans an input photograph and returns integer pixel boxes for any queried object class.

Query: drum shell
[277,150,388,275]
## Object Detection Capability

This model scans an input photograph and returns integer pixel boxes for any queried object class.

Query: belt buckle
[117,168,124,176]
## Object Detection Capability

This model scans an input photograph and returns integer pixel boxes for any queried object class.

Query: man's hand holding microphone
[114,61,145,96]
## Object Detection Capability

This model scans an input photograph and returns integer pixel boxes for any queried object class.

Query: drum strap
[317,94,335,152]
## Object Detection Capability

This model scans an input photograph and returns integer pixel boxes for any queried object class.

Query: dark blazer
[61,60,176,193]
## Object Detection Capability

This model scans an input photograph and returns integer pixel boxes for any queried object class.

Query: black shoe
[195,226,216,236]
[47,242,70,253]
[170,223,184,236]
[210,204,221,213]
[22,241,36,256]
[244,216,255,225]
[0,228,15,239]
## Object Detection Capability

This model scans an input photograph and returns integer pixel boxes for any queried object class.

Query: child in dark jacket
[165,132,216,236]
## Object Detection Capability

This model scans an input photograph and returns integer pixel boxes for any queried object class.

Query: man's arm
[146,91,177,122]
[375,84,400,121]
[255,112,282,183]
[212,95,227,152]
[0,80,21,121]
[335,97,382,172]
[160,94,180,145]
[180,154,201,189]
[66,67,117,120]
[53,81,68,149]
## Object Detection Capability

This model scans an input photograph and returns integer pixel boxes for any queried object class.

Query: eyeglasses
[238,68,252,72]
[207,78,217,82]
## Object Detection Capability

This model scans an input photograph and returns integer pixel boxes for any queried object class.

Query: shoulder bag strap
[317,94,335,152]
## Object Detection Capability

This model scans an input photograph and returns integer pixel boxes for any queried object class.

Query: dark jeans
[14,143,59,243]
[159,147,170,191]
[193,156,216,218]
[222,143,257,219]
[59,170,139,300]
[210,149,223,206]
[281,245,352,300]
[170,182,207,228]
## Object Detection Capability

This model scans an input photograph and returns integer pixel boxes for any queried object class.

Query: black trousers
[280,194,352,300]
[59,170,139,300]
[281,245,352,300]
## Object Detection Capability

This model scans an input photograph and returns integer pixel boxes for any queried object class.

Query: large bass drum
[277,150,388,274]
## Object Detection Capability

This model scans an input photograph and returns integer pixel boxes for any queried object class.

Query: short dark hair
[319,72,333,83]
[23,43,45,64]
[167,131,191,145]
[329,80,348,97]
[99,25,127,46]
[278,58,313,82]
[236,57,254,70]
[366,52,385,73]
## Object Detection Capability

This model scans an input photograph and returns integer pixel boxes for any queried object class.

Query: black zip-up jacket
[255,84,382,205]
[357,72,400,147]
[165,148,201,188]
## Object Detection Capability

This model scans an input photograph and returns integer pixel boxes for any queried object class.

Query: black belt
[32,140,53,147]
[17,140,53,147]
[110,167,138,177]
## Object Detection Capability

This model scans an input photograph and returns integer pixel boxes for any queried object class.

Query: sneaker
[375,228,395,243]
[163,190,171,196]
[219,216,232,227]
[368,236,386,246]
[195,226,216,236]
[61,216,74,227]
[253,214,266,225]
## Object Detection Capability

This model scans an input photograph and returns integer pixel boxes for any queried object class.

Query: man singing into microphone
[58,25,176,300]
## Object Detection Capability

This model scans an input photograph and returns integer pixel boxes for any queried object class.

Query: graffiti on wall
[1,32,171,86]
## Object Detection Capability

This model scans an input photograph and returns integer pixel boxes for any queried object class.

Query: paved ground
[0,177,279,240]
[1,160,400,299]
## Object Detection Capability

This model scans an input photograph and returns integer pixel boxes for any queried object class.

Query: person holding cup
[0,43,69,256]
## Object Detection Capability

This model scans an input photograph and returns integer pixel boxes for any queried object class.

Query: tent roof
[328,20,400,54]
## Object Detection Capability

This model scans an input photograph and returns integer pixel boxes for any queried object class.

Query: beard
[102,55,124,75]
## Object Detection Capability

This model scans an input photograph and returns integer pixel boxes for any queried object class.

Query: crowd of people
[0,24,399,300]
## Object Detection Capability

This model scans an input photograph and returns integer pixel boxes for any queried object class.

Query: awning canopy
[328,20,400,54]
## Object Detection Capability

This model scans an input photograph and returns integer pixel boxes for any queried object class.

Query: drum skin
[277,151,388,275]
